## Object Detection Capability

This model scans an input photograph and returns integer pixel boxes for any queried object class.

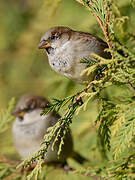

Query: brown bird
[12,94,87,165]
[38,26,111,84]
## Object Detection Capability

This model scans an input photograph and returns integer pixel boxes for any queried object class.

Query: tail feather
[72,151,88,164]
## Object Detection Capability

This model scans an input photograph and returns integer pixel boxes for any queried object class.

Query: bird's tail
[72,151,88,164]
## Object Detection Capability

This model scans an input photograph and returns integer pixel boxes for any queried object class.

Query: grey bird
[38,26,111,84]
[12,94,86,165]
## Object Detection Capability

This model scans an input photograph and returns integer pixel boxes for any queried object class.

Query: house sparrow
[38,26,111,84]
[12,94,86,165]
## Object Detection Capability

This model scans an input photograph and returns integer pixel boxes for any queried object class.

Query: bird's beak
[38,40,51,49]
[11,109,25,118]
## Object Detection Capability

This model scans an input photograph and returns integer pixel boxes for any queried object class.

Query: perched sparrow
[38,26,111,84]
[12,94,86,164]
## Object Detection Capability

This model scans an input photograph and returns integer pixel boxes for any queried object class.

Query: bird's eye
[50,35,56,40]
[24,107,32,113]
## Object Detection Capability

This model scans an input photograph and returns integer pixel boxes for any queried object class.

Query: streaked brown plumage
[38,26,111,83]
[12,94,87,165]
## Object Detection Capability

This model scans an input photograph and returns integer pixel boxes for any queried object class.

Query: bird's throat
[46,47,54,54]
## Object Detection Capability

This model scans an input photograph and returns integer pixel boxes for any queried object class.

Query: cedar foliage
[0,0,135,179]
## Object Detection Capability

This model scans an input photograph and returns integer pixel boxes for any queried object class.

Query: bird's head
[38,26,72,54]
[12,94,49,124]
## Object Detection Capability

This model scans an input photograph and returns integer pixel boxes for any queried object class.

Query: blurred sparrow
[38,26,111,84]
[12,94,86,165]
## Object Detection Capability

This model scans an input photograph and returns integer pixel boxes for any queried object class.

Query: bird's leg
[20,163,37,173]
[60,162,75,172]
